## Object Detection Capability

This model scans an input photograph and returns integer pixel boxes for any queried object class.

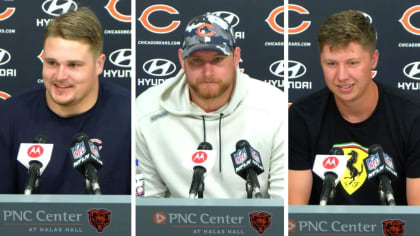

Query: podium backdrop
[0,0,131,100]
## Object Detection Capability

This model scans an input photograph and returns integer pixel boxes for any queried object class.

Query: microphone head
[231,140,264,180]
[365,144,397,180]
[70,132,103,173]
[235,140,249,150]
[368,144,383,155]
[17,136,54,175]
[33,135,49,144]
[182,143,216,172]
[312,148,348,185]
[329,147,344,155]
[197,142,213,150]
[72,132,89,143]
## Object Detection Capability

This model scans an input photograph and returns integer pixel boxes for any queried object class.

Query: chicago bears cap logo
[382,220,405,236]
[88,209,111,232]
[249,212,271,234]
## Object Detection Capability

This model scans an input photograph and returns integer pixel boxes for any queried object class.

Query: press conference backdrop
[288,0,420,103]
[135,0,285,96]
[0,0,131,101]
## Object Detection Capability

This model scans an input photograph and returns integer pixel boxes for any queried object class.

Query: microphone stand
[24,162,42,195]
[379,176,396,205]
[197,181,204,198]
[85,179,93,194]
[246,182,252,199]
[246,169,263,199]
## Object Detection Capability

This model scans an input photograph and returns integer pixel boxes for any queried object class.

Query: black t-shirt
[289,82,420,205]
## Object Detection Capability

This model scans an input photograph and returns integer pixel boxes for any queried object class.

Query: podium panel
[0,195,130,235]
[289,205,420,235]
[137,198,283,236]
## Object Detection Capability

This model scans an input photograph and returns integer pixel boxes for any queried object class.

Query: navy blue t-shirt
[0,80,131,194]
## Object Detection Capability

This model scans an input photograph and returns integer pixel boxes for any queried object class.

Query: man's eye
[213,57,224,63]
[69,63,80,67]
[191,58,202,63]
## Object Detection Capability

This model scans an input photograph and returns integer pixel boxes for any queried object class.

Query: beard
[188,71,236,100]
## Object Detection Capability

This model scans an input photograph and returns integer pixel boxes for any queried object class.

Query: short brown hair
[317,10,376,53]
[43,7,103,57]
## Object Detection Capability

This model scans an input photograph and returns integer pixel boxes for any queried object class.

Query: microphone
[312,147,348,205]
[364,144,397,205]
[17,135,53,195]
[230,140,264,198]
[182,142,216,198]
[70,133,103,195]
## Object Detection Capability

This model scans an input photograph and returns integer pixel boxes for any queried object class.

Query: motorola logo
[42,0,77,17]
[269,60,306,79]
[0,48,11,65]
[403,61,420,80]
[109,49,131,68]
[212,11,240,28]
[143,58,176,77]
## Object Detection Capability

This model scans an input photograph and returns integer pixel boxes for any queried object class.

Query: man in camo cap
[136,12,285,198]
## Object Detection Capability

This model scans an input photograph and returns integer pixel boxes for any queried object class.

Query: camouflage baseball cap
[181,12,235,59]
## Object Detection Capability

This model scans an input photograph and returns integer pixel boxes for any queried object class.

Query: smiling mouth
[338,84,353,89]
[55,84,71,88]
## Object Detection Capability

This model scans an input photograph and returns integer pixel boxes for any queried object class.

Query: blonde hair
[43,7,103,57]
[317,10,376,53]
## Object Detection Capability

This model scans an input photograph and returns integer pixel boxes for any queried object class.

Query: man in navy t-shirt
[0,7,130,194]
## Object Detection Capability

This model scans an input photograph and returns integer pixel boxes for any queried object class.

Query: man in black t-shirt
[289,9,420,205]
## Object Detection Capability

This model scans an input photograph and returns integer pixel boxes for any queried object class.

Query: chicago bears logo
[249,212,271,234]
[382,220,405,236]
[88,209,111,232]
[399,5,420,35]
[139,4,180,34]
[266,4,310,34]
[0,91,11,100]
[0,7,15,21]
[105,0,131,23]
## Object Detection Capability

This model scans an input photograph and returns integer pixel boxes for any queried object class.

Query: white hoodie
[136,69,285,198]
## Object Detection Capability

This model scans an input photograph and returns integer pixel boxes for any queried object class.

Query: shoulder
[290,87,331,115]
[100,80,130,108]
[136,79,173,124]
[0,85,45,111]
[379,83,420,110]
[101,80,130,101]
[240,74,285,111]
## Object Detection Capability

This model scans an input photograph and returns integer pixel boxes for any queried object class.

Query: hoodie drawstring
[201,114,224,173]
[201,116,206,143]
[218,113,224,172]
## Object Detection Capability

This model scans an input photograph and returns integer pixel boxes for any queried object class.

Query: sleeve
[136,99,169,198]
[0,103,17,193]
[289,105,313,170]
[267,107,284,199]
